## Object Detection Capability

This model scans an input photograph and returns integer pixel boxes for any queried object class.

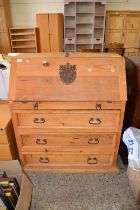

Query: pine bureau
[9,53,127,172]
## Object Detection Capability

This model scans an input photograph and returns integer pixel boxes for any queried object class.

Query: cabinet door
[0,6,7,32]
[125,14,140,30]
[106,14,124,30]
[105,32,123,44]
[0,32,11,53]
[49,14,63,52]
[0,1,11,32]
[36,14,50,52]
[124,32,139,48]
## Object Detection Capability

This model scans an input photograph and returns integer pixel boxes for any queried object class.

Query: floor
[28,162,140,210]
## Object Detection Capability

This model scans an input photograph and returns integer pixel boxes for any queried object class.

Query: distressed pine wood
[21,133,117,149]
[9,53,127,172]
[0,102,17,160]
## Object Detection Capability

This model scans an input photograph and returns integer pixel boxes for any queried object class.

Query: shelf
[94,28,104,38]
[65,44,75,53]
[9,27,38,53]
[12,45,36,49]
[65,15,75,17]
[95,14,105,17]
[76,13,94,24]
[76,2,94,14]
[76,44,93,52]
[95,2,105,16]
[76,23,93,25]
[76,42,92,44]
[65,2,75,17]
[76,34,92,44]
[65,16,75,28]
[10,27,35,30]
[10,32,35,36]
[65,28,75,39]
[77,24,93,34]
[76,33,93,35]
[64,0,106,52]
[94,16,105,28]
[76,12,94,14]
[11,39,35,42]
[94,27,104,29]
[93,44,102,49]
[65,27,75,29]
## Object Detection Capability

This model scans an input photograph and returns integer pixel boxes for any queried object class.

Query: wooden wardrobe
[36,13,63,52]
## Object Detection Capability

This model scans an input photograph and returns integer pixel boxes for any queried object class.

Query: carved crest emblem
[59,63,76,85]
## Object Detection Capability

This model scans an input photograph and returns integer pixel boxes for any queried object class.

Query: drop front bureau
[9,53,127,172]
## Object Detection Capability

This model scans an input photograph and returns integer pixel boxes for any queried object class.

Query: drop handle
[33,118,46,124]
[36,139,47,145]
[88,137,99,144]
[87,157,98,164]
[39,157,49,163]
[89,118,101,125]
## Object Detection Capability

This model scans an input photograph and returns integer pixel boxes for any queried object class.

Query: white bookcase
[64,0,106,52]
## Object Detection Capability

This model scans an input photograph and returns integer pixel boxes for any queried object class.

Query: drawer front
[0,130,8,144]
[24,153,113,166]
[0,144,13,160]
[17,111,120,130]
[93,38,103,44]
[12,101,123,110]
[21,133,117,148]
[65,38,75,44]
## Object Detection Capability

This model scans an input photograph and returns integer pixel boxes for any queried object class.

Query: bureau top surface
[10,53,127,102]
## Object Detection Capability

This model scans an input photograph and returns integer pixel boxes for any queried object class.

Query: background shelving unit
[64,0,106,52]
[9,27,38,53]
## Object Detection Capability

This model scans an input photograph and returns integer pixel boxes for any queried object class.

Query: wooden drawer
[0,144,13,160]
[0,129,8,144]
[17,110,120,131]
[93,38,103,44]
[21,133,117,149]
[23,153,113,166]
[65,38,75,44]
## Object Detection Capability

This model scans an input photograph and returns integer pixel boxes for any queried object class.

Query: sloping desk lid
[9,53,127,102]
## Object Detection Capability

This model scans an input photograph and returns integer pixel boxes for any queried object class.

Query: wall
[9,0,140,27]
[106,0,140,10]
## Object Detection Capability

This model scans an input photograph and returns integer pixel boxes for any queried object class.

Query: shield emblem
[59,63,76,85]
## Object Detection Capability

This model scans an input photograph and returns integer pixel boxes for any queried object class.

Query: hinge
[96,104,101,110]
[33,102,39,110]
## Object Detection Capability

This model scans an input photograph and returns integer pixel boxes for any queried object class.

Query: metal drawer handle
[89,118,101,125]
[88,137,99,144]
[36,139,47,145]
[39,157,49,163]
[87,157,98,165]
[33,118,46,124]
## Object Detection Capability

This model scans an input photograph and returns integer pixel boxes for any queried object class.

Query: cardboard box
[127,166,140,203]
[0,160,32,210]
